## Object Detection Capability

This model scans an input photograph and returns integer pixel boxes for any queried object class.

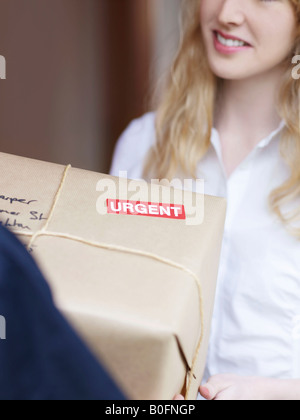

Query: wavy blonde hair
[143,0,300,237]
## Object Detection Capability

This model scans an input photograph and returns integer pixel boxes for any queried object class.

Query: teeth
[217,33,246,47]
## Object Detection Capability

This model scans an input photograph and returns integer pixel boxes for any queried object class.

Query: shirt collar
[211,119,286,155]
[256,120,286,149]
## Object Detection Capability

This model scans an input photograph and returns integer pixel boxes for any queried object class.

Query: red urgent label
[107,199,186,220]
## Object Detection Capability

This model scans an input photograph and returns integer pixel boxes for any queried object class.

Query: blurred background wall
[0,0,181,174]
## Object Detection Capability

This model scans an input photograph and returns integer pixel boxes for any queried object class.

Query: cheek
[259,23,295,63]
[261,11,297,57]
[199,0,214,26]
[199,4,206,27]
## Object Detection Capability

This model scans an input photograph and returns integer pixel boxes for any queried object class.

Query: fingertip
[173,394,185,401]
[200,385,213,400]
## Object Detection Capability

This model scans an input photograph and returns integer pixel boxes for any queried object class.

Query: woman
[111,0,300,400]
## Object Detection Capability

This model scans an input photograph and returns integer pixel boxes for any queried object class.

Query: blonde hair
[143,0,300,237]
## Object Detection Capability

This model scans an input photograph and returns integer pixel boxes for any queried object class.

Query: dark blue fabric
[0,225,126,400]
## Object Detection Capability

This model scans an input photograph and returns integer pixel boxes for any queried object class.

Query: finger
[173,395,185,401]
[199,384,216,400]
[214,389,237,401]
[200,375,235,400]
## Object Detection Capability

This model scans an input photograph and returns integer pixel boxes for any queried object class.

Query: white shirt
[110,112,300,381]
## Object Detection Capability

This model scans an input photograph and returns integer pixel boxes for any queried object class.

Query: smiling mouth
[213,31,251,48]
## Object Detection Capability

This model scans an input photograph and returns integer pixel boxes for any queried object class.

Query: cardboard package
[0,152,226,400]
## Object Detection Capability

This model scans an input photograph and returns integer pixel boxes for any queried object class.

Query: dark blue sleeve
[0,226,126,400]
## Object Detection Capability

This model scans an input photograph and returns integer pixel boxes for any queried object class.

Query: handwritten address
[0,195,37,206]
[0,194,48,234]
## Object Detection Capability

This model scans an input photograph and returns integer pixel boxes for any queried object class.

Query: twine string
[27,165,72,250]
[17,164,204,400]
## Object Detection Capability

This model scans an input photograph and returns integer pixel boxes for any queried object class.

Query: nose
[217,0,246,27]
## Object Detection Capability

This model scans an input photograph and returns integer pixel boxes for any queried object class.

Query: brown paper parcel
[0,152,226,400]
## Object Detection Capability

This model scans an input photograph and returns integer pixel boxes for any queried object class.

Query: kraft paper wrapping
[0,152,226,400]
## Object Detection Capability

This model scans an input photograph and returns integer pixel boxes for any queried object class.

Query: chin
[208,62,253,81]
[212,72,249,81]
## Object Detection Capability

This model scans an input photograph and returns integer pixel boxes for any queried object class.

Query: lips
[214,30,251,47]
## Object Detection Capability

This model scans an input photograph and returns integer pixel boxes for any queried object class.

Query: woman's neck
[213,67,285,178]
[215,68,284,148]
